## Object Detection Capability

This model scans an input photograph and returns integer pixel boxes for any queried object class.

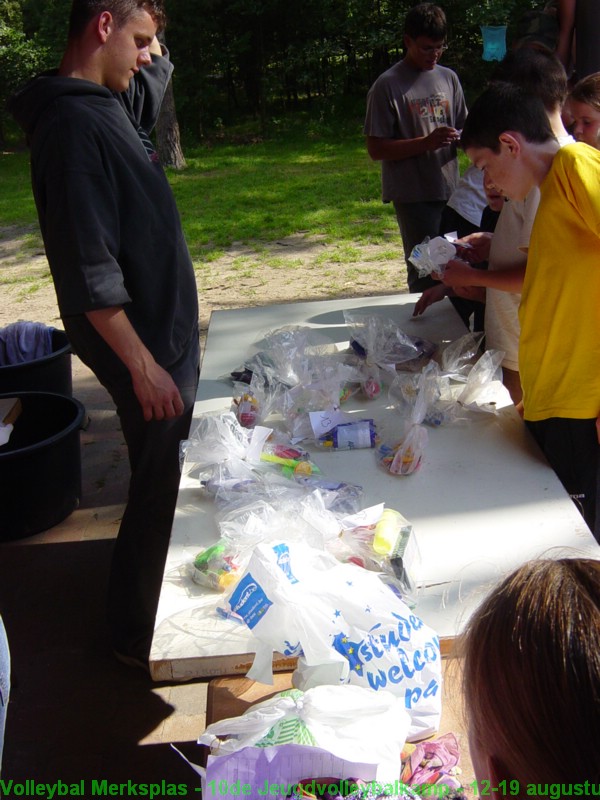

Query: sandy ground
[0,223,408,338]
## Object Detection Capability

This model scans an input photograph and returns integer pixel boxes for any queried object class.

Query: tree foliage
[0,1,52,144]
[1,0,546,144]
[163,0,539,138]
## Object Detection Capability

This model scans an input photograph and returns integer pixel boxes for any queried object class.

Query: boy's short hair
[492,48,568,112]
[460,82,555,153]
[404,3,447,40]
[570,72,600,113]
[68,0,166,38]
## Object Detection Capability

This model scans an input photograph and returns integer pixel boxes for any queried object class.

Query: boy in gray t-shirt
[364,3,467,292]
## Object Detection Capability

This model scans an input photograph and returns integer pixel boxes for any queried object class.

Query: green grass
[173,134,395,265]
[0,130,397,267]
[0,151,39,225]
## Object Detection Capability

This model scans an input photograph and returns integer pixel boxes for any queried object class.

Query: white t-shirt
[445,165,487,227]
[485,195,536,370]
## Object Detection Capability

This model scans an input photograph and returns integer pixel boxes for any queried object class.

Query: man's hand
[455,231,493,263]
[424,126,461,151]
[86,306,185,422]
[413,284,447,316]
[131,360,184,422]
[440,258,481,288]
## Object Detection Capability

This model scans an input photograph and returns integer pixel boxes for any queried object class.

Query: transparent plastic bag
[231,326,340,392]
[344,312,436,378]
[389,362,457,428]
[439,331,485,381]
[389,340,505,426]
[408,236,457,278]
[187,540,244,593]
[279,373,351,441]
[330,508,421,599]
[216,488,342,554]
[457,348,505,412]
[377,368,429,475]
[377,424,428,476]
[180,411,251,476]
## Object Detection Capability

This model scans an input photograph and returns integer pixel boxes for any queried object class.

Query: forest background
[2,0,548,147]
[0,0,551,336]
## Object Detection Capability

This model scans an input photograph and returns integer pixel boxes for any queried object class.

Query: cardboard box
[0,397,22,426]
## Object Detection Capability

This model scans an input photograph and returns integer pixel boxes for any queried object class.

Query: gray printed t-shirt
[364,60,467,204]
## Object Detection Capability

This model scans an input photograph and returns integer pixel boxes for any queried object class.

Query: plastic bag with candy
[279,372,350,441]
[377,368,429,475]
[231,326,339,392]
[258,438,321,479]
[216,487,341,554]
[331,507,421,599]
[344,312,437,379]
[189,540,242,593]
[377,425,428,476]
[388,362,458,428]
[293,475,364,516]
[408,236,457,278]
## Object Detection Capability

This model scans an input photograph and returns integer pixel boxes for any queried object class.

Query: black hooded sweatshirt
[8,54,198,380]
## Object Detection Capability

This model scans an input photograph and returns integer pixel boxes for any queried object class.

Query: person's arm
[440,259,525,293]
[119,36,173,131]
[412,284,486,317]
[366,127,460,161]
[412,284,449,316]
[86,307,184,422]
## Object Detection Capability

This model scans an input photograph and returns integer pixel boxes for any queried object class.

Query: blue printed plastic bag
[227,541,442,740]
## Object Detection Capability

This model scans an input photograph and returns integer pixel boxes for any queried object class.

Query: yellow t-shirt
[519,143,600,421]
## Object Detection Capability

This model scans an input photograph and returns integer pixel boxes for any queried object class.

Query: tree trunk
[156,77,186,170]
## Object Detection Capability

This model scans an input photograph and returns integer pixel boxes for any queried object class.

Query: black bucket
[0,328,72,396]
[0,392,85,540]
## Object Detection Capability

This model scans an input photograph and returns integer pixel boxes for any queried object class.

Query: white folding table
[150,294,600,681]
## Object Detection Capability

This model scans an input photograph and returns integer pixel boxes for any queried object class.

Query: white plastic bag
[198,683,410,780]
[226,541,442,740]
[408,236,457,278]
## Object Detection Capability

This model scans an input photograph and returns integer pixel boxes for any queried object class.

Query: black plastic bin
[0,328,72,396]
[0,392,85,540]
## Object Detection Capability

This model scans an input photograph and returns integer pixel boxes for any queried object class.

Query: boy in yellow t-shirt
[460,81,600,537]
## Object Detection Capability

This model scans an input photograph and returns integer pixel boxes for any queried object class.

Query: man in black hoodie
[9,0,200,671]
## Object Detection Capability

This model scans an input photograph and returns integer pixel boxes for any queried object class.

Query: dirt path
[0,224,408,336]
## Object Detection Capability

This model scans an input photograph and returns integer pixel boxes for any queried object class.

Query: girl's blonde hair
[570,72,600,113]
[461,559,600,785]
